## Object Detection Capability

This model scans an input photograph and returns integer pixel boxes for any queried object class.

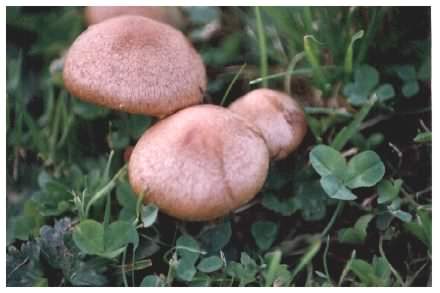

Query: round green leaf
[320,175,357,200]
[104,220,139,252]
[198,221,231,253]
[338,214,374,244]
[309,144,346,178]
[73,220,104,255]
[377,179,402,204]
[116,181,137,210]
[197,256,223,273]
[294,180,329,221]
[262,192,297,216]
[390,209,412,223]
[402,80,420,97]
[140,275,165,287]
[176,257,197,282]
[395,65,417,81]
[176,235,200,264]
[344,151,385,189]
[141,203,158,228]
[189,273,211,287]
[355,65,379,91]
[375,84,395,102]
[251,221,278,251]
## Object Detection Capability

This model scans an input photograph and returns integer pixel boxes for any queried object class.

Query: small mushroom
[63,15,206,117]
[85,6,186,29]
[128,105,270,221]
[229,89,307,160]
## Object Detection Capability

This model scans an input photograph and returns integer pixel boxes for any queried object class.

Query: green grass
[6,6,431,287]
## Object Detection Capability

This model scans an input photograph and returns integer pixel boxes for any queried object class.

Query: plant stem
[338,250,356,286]
[264,250,282,286]
[220,63,246,106]
[291,238,321,280]
[379,235,405,286]
[255,6,268,88]
[320,201,345,238]
[85,164,127,218]
[304,106,352,117]
[250,65,338,85]
[121,247,129,287]
[323,235,333,285]
[331,93,377,151]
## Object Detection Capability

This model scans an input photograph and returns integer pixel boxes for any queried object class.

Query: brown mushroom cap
[229,89,307,160]
[63,15,206,117]
[128,105,270,221]
[85,6,185,29]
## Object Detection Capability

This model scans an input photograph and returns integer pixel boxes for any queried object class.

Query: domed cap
[63,15,206,117]
[128,105,270,221]
[85,6,185,29]
[229,89,307,160]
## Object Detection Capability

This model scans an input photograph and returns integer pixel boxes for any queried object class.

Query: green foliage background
[6,6,431,287]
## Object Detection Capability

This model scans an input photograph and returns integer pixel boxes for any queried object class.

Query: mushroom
[63,15,206,117]
[85,6,186,29]
[229,89,307,160]
[128,105,270,221]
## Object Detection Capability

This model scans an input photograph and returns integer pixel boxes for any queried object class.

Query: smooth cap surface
[128,105,270,221]
[229,89,307,160]
[63,15,206,117]
[85,6,186,29]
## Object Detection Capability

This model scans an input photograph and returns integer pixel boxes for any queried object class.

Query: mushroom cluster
[63,9,307,221]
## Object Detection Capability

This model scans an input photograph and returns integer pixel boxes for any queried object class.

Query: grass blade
[291,238,322,280]
[344,30,364,80]
[220,63,247,106]
[355,7,387,65]
[255,7,268,88]
[264,250,282,287]
[331,94,377,151]
[304,35,328,91]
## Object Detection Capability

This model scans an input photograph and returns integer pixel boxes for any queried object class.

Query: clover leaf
[344,65,395,104]
[197,256,224,273]
[394,65,421,97]
[338,214,374,244]
[309,144,346,179]
[72,219,138,258]
[251,221,278,251]
[343,65,379,105]
[344,151,385,189]
[309,145,386,201]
